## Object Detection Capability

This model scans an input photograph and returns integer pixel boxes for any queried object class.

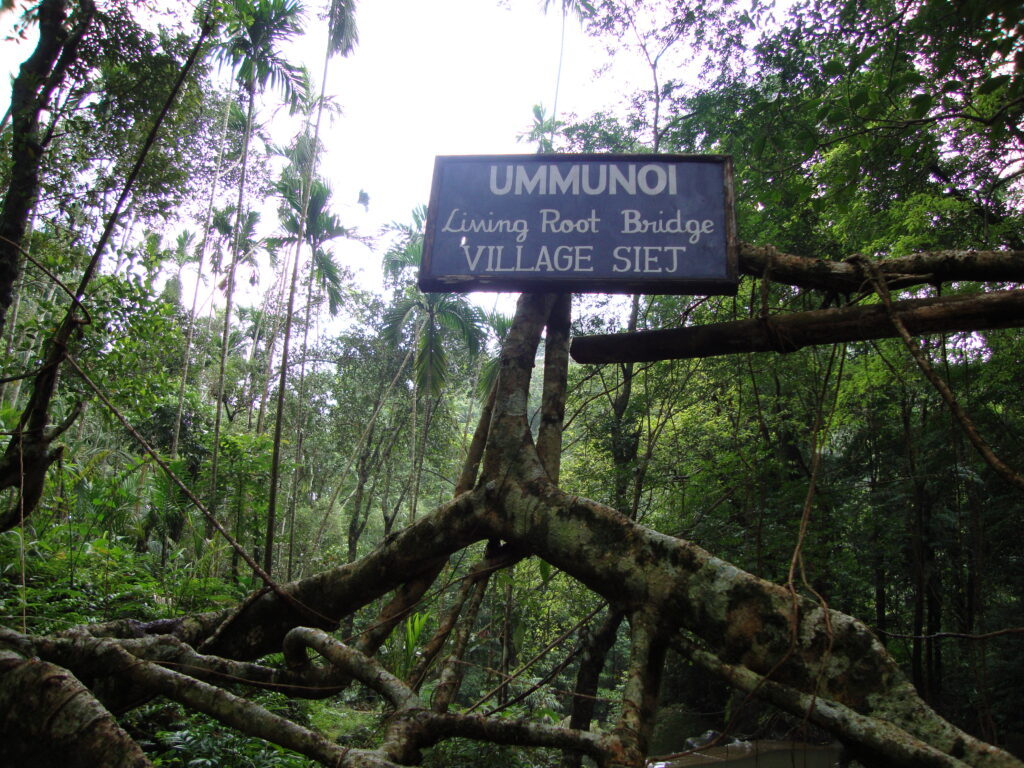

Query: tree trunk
[561,609,624,768]
[0,0,95,336]
[172,93,233,457]
[209,79,257,537]
[264,220,303,577]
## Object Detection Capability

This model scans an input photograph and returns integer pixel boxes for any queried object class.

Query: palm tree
[170,92,244,458]
[382,212,485,525]
[382,209,486,397]
[263,171,350,575]
[163,230,196,303]
[542,0,595,148]
[208,0,306,518]
[384,291,485,399]
[476,309,515,401]
[254,0,356,574]
[166,228,199,459]
[386,290,485,525]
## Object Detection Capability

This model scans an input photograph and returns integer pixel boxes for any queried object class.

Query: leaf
[822,59,845,78]
[849,90,869,111]
[909,93,934,118]
[976,74,1011,95]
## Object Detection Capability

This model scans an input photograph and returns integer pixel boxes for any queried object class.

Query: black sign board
[419,154,737,295]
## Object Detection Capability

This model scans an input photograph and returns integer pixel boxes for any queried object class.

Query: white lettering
[637,165,667,195]
[460,244,486,270]
[608,165,636,195]
[442,208,528,243]
[489,166,513,195]
[619,210,716,243]
[486,163,679,196]
[612,246,632,272]
[611,245,687,273]
[460,244,598,272]
[517,165,547,195]
[492,245,516,272]
[550,165,580,195]
[535,246,553,271]
[539,209,601,234]
[582,165,607,195]
[514,245,534,271]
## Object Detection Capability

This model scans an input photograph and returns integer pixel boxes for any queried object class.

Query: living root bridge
[571,247,1024,364]
[2,290,1021,768]
[737,246,1024,293]
[5,468,1018,767]
[570,289,1024,363]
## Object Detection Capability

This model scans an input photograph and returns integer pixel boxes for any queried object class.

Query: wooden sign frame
[419,154,738,295]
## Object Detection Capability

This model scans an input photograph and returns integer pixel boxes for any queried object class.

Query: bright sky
[1,1,636,305]
[305,0,620,293]
[322,1,604,214]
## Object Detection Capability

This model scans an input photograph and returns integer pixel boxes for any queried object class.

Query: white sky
[1,1,638,306]
[321,1,605,216]
[303,0,622,294]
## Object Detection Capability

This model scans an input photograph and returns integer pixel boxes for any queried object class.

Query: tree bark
[738,245,1024,293]
[561,609,624,768]
[3,289,1021,768]
[0,648,150,768]
[537,292,572,481]
[571,289,1024,364]
[0,0,95,335]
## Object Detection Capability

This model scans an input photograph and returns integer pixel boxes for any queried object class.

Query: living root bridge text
[441,209,716,244]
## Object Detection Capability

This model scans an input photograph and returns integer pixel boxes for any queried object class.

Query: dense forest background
[0,0,1022,766]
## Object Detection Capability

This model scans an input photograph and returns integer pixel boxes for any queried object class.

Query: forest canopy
[0,1,1022,767]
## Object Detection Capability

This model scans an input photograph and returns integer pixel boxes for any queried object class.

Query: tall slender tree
[208,0,306,525]
[383,225,485,524]
[264,171,350,575]
[261,0,357,575]
[170,94,241,458]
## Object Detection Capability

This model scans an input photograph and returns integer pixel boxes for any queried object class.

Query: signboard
[419,154,737,295]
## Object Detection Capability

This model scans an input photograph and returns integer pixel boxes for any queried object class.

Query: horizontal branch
[120,634,349,700]
[739,245,1024,292]
[3,629,403,768]
[283,628,420,711]
[386,709,622,765]
[146,490,487,661]
[673,638,970,768]
[570,289,1024,364]
[487,479,1022,768]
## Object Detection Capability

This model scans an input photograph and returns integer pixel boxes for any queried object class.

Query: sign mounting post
[419,154,738,295]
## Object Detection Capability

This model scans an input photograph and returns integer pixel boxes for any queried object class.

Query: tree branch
[738,245,1024,293]
[571,289,1024,364]
[538,292,572,482]
[0,646,150,767]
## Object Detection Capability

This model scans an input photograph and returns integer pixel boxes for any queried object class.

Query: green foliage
[305,703,380,746]
[1,0,1022,762]
[216,0,308,107]
[396,610,430,679]
[383,291,486,398]
[548,0,1024,736]
[149,711,314,767]
[422,737,558,768]
[0,517,236,633]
